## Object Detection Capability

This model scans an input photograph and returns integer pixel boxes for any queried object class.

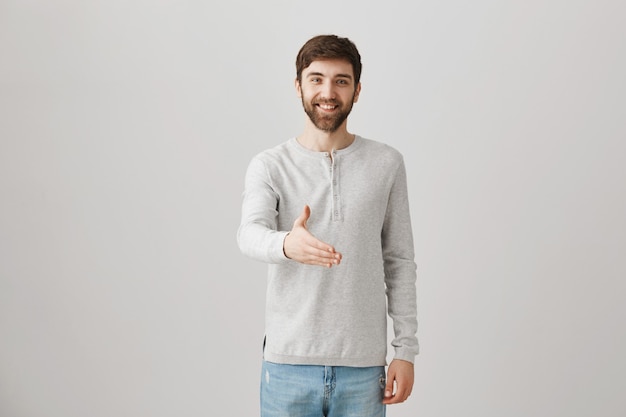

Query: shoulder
[356,137,405,165]
[247,139,298,169]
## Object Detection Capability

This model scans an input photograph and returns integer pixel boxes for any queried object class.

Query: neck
[297,121,355,152]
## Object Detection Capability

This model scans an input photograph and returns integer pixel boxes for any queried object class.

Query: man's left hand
[383,359,414,404]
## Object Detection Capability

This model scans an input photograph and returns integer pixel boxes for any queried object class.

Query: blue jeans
[260,360,386,417]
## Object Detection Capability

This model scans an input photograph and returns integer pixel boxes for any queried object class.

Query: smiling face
[296,59,361,133]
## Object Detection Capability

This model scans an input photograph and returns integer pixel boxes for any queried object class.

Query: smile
[316,103,338,110]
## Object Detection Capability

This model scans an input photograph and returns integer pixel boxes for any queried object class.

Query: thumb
[384,371,395,399]
[293,205,311,229]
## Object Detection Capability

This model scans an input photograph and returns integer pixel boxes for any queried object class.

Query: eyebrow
[306,72,353,80]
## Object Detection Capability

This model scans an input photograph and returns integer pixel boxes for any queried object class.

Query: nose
[320,80,336,100]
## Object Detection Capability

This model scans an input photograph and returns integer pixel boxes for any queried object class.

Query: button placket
[330,152,341,221]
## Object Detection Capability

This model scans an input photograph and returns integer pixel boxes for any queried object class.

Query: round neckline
[290,135,363,158]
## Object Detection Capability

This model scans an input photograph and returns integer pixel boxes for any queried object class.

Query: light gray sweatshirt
[237,136,418,366]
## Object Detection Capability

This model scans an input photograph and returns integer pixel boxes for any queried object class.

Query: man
[237,34,418,416]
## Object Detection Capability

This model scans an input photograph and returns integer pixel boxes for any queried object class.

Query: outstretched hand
[383,359,414,404]
[283,205,342,268]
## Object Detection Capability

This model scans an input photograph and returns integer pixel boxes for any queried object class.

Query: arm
[237,157,290,264]
[383,359,414,404]
[382,157,418,403]
[237,157,342,266]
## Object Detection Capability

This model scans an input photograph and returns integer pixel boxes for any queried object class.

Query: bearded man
[237,34,419,417]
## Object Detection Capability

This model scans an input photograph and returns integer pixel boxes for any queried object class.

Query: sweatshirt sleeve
[382,156,419,363]
[237,156,290,264]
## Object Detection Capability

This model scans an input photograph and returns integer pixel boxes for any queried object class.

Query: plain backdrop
[1,1,625,416]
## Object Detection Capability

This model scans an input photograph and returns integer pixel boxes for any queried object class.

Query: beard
[301,96,355,133]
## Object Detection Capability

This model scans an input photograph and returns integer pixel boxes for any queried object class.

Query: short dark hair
[296,35,362,86]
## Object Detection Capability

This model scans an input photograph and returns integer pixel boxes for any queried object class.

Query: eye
[310,77,321,83]
[337,79,349,85]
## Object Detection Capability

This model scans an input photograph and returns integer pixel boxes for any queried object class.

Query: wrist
[282,232,291,259]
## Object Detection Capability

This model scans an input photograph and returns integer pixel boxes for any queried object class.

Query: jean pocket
[378,373,386,390]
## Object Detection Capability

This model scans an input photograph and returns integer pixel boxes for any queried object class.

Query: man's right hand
[283,205,342,268]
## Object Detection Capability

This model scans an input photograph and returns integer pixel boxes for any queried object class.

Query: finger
[383,394,405,404]
[305,239,339,256]
[384,371,395,400]
[383,377,412,404]
[306,258,338,268]
[303,251,342,266]
[304,243,342,261]
[296,250,341,266]
[293,205,311,228]
[393,383,410,403]
[303,233,340,254]
[300,241,342,264]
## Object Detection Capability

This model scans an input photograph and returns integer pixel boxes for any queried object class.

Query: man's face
[296,59,361,133]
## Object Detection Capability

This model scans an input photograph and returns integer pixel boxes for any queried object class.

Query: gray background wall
[1,1,624,416]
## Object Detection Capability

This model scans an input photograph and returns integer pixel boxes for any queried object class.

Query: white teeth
[319,104,336,110]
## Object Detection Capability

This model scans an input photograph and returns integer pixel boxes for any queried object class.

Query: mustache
[314,99,339,105]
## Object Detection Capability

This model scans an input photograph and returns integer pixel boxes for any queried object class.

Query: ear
[295,78,302,98]
[352,82,362,103]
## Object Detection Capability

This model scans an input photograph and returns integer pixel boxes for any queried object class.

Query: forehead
[302,59,354,78]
